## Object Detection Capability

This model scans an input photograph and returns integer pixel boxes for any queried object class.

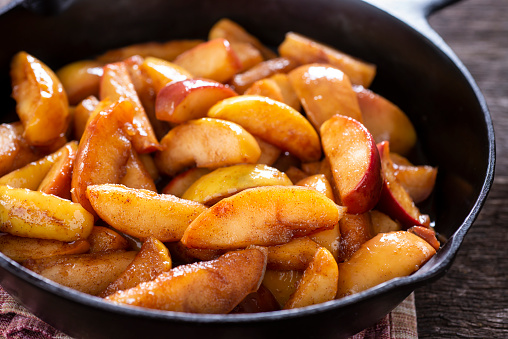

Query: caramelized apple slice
[394,163,438,203]
[87,226,129,253]
[354,85,417,155]
[337,213,373,262]
[71,100,135,217]
[156,78,237,124]
[182,164,292,205]
[0,234,89,262]
[57,60,104,105]
[208,95,321,162]
[140,57,192,94]
[87,184,207,242]
[11,52,70,146]
[336,231,436,297]
[99,237,172,297]
[296,174,334,200]
[106,247,267,314]
[0,186,94,242]
[38,141,78,199]
[154,118,261,176]
[244,78,285,103]
[262,269,302,308]
[209,18,277,60]
[73,96,99,140]
[284,247,338,309]
[161,168,211,197]
[320,114,382,214]
[408,226,440,251]
[369,210,401,236]
[119,148,157,192]
[100,61,160,153]
[289,63,363,129]
[181,186,345,249]
[230,42,264,72]
[278,32,376,87]
[173,38,241,83]
[24,250,137,296]
[267,237,320,271]
[376,141,430,228]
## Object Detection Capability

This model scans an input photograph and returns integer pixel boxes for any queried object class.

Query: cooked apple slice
[87,226,129,253]
[119,148,157,192]
[57,60,104,105]
[308,222,341,262]
[106,247,267,314]
[182,164,292,205]
[369,210,401,236]
[173,38,241,83]
[0,186,94,242]
[73,95,99,140]
[87,184,207,242]
[244,78,285,103]
[278,32,376,87]
[337,213,373,262]
[99,237,172,297]
[269,73,301,111]
[354,85,417,155]
[267,237,320,271]
[100,61,160,153]
[255,136,282,166]
[181,186,345,249]
[96,39,203,63]
[0,234,89,262]
[71,100,135,217]
[231,284,281,313]
[394,163,438,203]
[376,141,430,228]
[154,117,261,176]
[11,51,70,146]
[209,95,321,162]
[162,168,211,197]
[140,57,193,94]
[165,241,224,264]
[37,141,78,199]
[296,174,334,200]
[24,250,137,296]
[284,247,338,309]
[320,114,382,214]
[230,42,264,72]
[336,231,436,297]
[288,63,363,129]
[230,57,300,94]
[262,269,303,308]
[209,18,277,60]
[155,78,237,124]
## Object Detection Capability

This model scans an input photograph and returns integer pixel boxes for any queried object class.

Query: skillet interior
[0,0,494,338]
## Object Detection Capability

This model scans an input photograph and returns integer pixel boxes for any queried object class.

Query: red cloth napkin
[0,286,417,339]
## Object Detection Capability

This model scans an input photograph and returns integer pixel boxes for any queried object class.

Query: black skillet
[0,0,495,338]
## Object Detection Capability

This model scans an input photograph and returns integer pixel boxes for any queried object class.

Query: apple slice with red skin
[376,141,430,229]
[155,78,237,124]
[320,114,382,214]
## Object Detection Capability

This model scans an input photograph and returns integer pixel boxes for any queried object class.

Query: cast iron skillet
[0,0,495,338]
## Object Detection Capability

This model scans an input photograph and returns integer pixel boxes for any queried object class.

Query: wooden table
[415,0,508,337]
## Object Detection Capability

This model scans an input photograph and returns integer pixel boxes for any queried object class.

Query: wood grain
[416,0,508,337]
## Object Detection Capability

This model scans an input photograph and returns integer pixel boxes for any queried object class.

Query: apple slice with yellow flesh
[255,136,282,166]
[181,185,345,250]
[376,141,430,228]
[336,231,436,298]
[119,148,157,192]
[369,210,401,236]
[208,18,277,60]
[284,247,338,309]
[24,250,137,296]
[230,57,300,94]
[140,57,193,94]
[0,234,89,262]
[230,42,264,73]
[99,236,172,297]
[86,184,207,242]
[394,163,437,203]
[71,100,135,217]
[262,269,302,308]
[87,226,129,253]
[0,185,94,242]
[106,247,267,314]
[73,95,99,140]
[100,61,160,153]
[156,78,238,124]
[10,51,70,146]
[289,64,363,130]
[38,141,78,199]
[337,213,373,262]
[267,237,320,271]
[244,78,285,103]
[278,32,376,88]
[57,60,104,105]
[270,73,301,111]
[208,95,321,162]
[154,117,261,176]
[182,164,292,205]
[173,38,241,83]
[354,85,417,156]
[320,114,382,214]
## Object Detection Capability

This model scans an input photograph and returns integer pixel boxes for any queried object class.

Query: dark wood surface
[415,0,508,337]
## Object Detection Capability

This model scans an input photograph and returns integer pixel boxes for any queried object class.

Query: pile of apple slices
[0,18,439,314]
